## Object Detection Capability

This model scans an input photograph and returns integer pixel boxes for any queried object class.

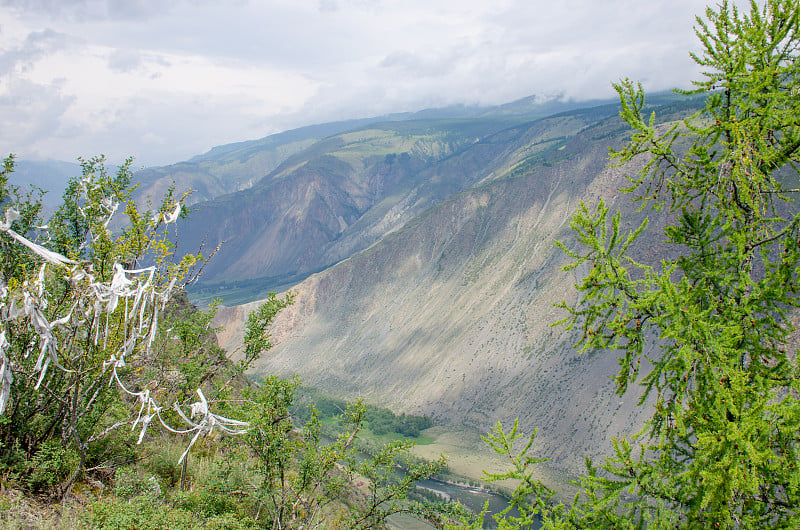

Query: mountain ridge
[180,99,650,303]
[210,103,697,472]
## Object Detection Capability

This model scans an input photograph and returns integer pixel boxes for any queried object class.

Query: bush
[175,489,239,518]
[26,440,78,494]
[85,494,259,530]
[113,466,162,500]
[145,444,184,490]
[85,496,200,530]
[205,513,259,530]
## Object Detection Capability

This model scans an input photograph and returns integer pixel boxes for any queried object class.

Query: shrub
[175,489,239,518]
[113,466,161,500]
[86,496,200,530]
[26,440,78,494]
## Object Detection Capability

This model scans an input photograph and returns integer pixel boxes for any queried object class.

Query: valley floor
[411,426,580,506]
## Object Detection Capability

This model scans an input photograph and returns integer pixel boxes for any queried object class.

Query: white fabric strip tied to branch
[170,389,250,464]
[1,210,78,267]
[0,330,12,414]
[1,204,252,458]
[153,202,181,225]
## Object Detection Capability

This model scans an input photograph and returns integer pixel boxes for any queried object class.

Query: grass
[409,426,581,505]
[317,416,435,446]
[0,489,83,529]
[359,428,436,447]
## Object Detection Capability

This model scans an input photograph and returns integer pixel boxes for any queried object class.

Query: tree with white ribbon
[0,155,245,497]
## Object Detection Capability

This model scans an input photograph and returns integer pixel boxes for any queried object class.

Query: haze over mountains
[15,92,704,473]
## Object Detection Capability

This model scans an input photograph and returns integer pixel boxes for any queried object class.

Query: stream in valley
[411,476,541,529]
[311,428,541,527]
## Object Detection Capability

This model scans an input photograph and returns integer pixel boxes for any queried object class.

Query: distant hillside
[129,101,537,209]
[179,116,565,299]
[179,112,639,303]
[160,91,693,304]
[212,95,704,473]
[8,160,82,209]
[131,119,384,207]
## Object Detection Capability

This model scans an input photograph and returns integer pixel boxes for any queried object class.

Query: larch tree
[480,1,800,528]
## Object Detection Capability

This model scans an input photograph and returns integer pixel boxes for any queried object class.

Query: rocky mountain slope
[131,119,384,207]
[178,103,640,303]
[212,96,702,473]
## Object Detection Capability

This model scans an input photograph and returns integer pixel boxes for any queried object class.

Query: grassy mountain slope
[128,101,548,209]
[181,110,623,304]
[214,99,702,473]
[131,120,384,207]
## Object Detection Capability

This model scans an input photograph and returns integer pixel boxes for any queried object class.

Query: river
[409,476,542,529]
[311,429,542,527]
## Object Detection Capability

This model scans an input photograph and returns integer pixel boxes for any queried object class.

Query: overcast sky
[0,0,714,167]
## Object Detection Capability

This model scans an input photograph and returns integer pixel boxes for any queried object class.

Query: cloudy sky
[1,0,713,167]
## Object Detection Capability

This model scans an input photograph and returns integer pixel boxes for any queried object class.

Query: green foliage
[1,153,447,528]
[149,292,233,407]
[26,440,79,494]
[113,466,163,500]
[233,377,447,528]
[488,1,800,528]
[293,388,349,420]
[346,438,450,530]
[145,445,185,491]
[0,155,46,284]
[478,422,553,529]
[0,154,204,498]
[175,488,242,519]
[293,387,434,438]
[86,496,207,530]
[241,291,295,371]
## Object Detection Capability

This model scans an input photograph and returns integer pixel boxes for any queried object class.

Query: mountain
[129,99,558,209]
[210,95,704,473]
[177,103,659,303]
[178,116,555,298]
[156,91,693,304]
[6,92,705,475]
[131,118,386,207]
[8,159,83,209]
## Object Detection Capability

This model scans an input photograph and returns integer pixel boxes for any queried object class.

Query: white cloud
[0,77,75,145]
[1,0,192,21]
[0,0,718,166]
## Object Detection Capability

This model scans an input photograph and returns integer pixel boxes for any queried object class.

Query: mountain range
[14,92,705,474]
[196,93,702,473]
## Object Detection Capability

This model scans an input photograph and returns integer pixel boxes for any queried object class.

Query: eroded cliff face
[174,106,621,306]
[213,112,680,473]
